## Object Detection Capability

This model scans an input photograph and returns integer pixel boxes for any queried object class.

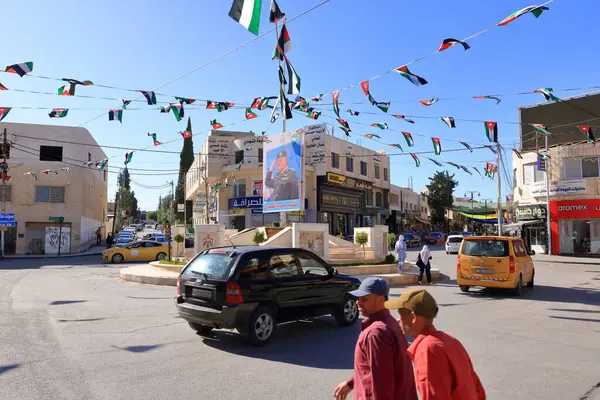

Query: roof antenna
[227,235,236,248]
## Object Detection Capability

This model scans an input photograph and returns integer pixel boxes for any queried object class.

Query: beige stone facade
[0,122,107,255]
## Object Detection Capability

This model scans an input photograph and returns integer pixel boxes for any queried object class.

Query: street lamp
[481,198,493,235]
[465,191,481,233]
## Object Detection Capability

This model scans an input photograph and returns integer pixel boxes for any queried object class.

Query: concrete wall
[262,227,292,247]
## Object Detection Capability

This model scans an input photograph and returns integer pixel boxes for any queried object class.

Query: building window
[523,162,545,184]
[0,185,12,202]
[103,169,107,182]
[35,186,65,203]
[374,166,380,179]
[331,152,340,169]
[88,152,92,162]
[365,190,373,206]
[375,192,382,207]
[235,150,244,164]
[39,146,63,162]
[564,157,600,179]
[258,148,263,163]
[234,178,246,197]
[1,143,9,159]
[360,161,367,176]
[582,157,599,178]
[384,168,388,181]
[513,168,517,187]
[346,157,353,172]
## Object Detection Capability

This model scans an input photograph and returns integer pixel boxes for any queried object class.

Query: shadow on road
[201,317,358,369]
[0,364,19,375]
[458,285,600,306]
[49,300,88,306]
[549,315,600,323]
[547,308,600,314]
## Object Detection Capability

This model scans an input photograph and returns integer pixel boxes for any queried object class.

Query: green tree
[355,231,369,262]
[426,171,458,230]
[175,117,194,224]
[252,230,266,245]
[147,211,158,221]
[157,193,173,225]
[116,167,139,222]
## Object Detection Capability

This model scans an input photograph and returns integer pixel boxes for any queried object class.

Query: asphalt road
[1,247,599,400]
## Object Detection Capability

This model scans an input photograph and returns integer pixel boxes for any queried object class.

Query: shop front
[515,203,547,254]
[225,196,264,230]
[550,199,600,255]
[317,172,366,236]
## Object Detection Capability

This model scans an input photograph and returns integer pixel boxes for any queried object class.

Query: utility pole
[400,189,404,233]
[168,180,174,261]
[111,191,120,236]
[544,135,552,255]
[275,18,288,228]
[1,128,8,258]
[496,141,503,235]
[481,198,493,235]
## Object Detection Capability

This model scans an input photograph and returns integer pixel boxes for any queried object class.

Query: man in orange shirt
[385,289,486,400]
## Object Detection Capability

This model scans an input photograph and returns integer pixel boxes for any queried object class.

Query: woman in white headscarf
[417,244,432,284]
[395,235,407,271]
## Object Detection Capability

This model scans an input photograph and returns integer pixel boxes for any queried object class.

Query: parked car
[462,232,473,237]
[426,232,445,245]
[457,236,535,296]
[102,240,169,264]
[114,237,134,247]
[448,231,462,236]
[445,235,463,254]
[402,233,421,248]
[175,246,361,345]
[143,232,167,242]
[117,231,134,239]
[185,233,194,248]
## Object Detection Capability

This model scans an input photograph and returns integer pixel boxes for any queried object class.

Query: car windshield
[184,252,235,280]
[462,239,509,257]
[448,237,463,243]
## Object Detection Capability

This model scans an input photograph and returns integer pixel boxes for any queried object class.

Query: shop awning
[414,216,430,224]
[502,220,544,232]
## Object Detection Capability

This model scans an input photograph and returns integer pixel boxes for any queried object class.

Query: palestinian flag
[472,166,483,177]
[60,167,70,172]
[375,101,390,113]
[473,95,501,105]
[306,111,321,120]
[459,141,473,152]
[484,145,497,154]
[395,65,428,86]
[360,80,370,97]
[439,117,455,128]
[245,107,258,120]
[175,97,196,104]
[206,100,217,109]
[447,162,460,169]
[236,160,244,171]
[347,109,360,116]
[389,144,404,152]
[5,62,33,77]
[578,126,595,143]
[537,151,550,160]
[23,172,38,180]
[284,55,301,95]
[160,105,171,113]
[211,119,224,129]
[148,133,162,146]
[278,87,293,119]
[534,88,558,102]
[181,117,193,138]
[484,121,498,142]
[410,153,420,167]
[121,99,132,109]
[460,165,473,175]
[138,90,157,105]
[498,6,549,26]
[364,134,381,139]
[96,159,108,171]
[278,65,287,86]
[272,24,293,60]
[402,131,414,147]
[124,152,134,165]
[336,118,350,131]
[512,149,523,159]
[0,108,11,122]
[217,102,233,112]
[270,110,280,123]
[427,157,443,167]
[229,0,263,35]
[392,115,415,123]
[532,124,551,136]
[419,98,438,106]
[170,102,184,121]
[0,83,7,91]
[370,123,388,130]
[48,108,69,118]
[438,38,470,52]
[332,90,340,117]
[431,137,442,155]
[269,0,285,23]
[339,126,351,137]
[57,85,74,96]
[62,78,93,86]
[293,95,308,109]
[42,169,59,175]
[108,109,123,123]
[311,94,323,102]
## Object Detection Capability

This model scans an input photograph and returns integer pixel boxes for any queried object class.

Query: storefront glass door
[559,219,573,254]
[590,220,600,254]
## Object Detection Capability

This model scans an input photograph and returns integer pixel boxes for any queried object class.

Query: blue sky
[1,0,597,210]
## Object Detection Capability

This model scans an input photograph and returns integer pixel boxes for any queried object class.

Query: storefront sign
[355,181,373,190]
[550,199,600,218]
[228,209,245,216]
[326,172,372,191]
[321,194,361,207]
[530,179,586,197]
[515,204,547,221]
[228,196,263,209]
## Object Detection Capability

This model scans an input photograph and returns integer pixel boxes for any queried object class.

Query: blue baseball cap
[349,277,389,298]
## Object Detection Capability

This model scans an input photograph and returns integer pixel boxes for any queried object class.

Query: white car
[445,235,464,254]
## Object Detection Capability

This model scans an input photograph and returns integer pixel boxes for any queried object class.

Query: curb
[149,261,185,273]
[1,251,103,260]
[119,266,178,287]
[357,268,442,286]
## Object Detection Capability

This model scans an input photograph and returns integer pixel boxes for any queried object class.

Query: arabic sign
[304,123,326,175]
[326,172,373,191]
[228,196,263,209]
[515,204,547,221]
[207,137,230,159]
[530,179,586,197]
[0,213,15,227]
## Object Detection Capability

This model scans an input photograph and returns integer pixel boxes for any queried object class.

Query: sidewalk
[1,245,105,260]
[532,253,600,266]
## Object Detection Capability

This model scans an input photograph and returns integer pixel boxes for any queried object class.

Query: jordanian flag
[375,101,390,113]
[284,56,301,95]
[181,117,192,138]
[512,149,523,159]
[370,123,388,130]
[336,118,350,131]
[472,166,482,177]
[109,109,123,123]
[484,121,498,142]
[148,133,162,146]
[0,108,11,122]
[447,162,460,169]
[0,83,7,91]
[175,97,196,104]
[364,134,381,139]
[269,0,285,22]
[410,153,420,167]
[96,159,107,171]
[23,172,38,180]
[427,157,443,167]
[473,95,501,105]
[578,126,595,143]
[392,115,415,123]
[438,38,470,52]
[339,126,351,137]
[48,108,69,118]
[460,141,472,152]
[332,90,340,117]
[170,102,184,121]
[484,145,497,154]
[245,107,258,120]
[347,109,360,116]
[5,62,33,77]
[498,5,549,26]
[272,24,293,60]
[57,85,74,96]
[460,165,473,175]
[229,0,262,35]
[311,94,323,102]
[390,144,403,152]
[306,111,321,120]
[60,167,70,172]
[122,99,132,109]
[42,169,58,175]
[402,131,414,147]
[431,137,442,155]
[210,119,224,129]
[395,65,428,86]
[124,152,134,165]
[534,88,558,102]
[440,117,456,128]
[532,124,551,136]
[138,90,157,105]
[419,98,438,106]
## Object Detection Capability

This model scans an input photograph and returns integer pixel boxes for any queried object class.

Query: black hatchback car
[174,246,361,345]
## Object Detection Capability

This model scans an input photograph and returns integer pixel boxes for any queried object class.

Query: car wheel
[156,252,167,261]
[188,322,213,336]
[514,274,523,296]
[247,306,277,346]
[459,285,470,293]
[111,253,124,264]
[527,269,535,288]
[334,296,359,327]
[446,251,449,255]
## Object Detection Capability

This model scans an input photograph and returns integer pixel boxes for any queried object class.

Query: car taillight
[457,255,461,271]
[176,274,181,295]
[509,256,516,274]
[225,282,244,304]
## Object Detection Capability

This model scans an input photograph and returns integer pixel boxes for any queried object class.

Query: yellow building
[0,122,108,255]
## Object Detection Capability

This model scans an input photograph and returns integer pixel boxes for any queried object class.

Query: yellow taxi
[456,236,535,296]
[102,240,170,264]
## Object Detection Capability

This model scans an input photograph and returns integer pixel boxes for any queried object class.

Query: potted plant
[355,231,369,262]
[252,230,266,245]
[173,234,184,258]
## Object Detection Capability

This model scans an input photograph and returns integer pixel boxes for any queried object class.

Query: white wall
[80,215,100,249]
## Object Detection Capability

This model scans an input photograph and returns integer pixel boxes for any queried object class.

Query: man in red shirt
[333,277,417,400]
[385,289,486,400]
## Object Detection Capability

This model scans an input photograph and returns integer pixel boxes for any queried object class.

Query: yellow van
[456,236,535,296]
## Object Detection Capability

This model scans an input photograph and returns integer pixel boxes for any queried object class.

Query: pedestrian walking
[96,227,102,245]
[333,277,417,400]
[416,245,432,285]
[106,233,113,248]
[395,235,407,271]
[385,289,486,400]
